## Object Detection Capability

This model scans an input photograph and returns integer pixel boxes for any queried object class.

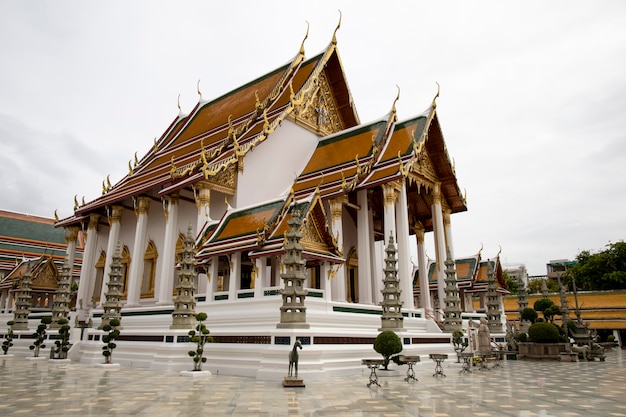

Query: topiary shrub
[2,320,15,355]
[187,312,213,371]
[520,307,538,323]
[102,318,121,364]
[52,318,71,359]
[528,322,561,343]
[30,317,52,357]
[374,330,402,370]
[518,332,528,342]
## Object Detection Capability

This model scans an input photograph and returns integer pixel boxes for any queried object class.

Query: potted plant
[373,330,402,371]
[30,317,52,357]
[451,329,468,362]
[2,320,14,355]
[187,312,213,371]
[52,318,71,360]
[102,318,121,364]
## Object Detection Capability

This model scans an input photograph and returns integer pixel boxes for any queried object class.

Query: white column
[414,222,433,317]
[64,226,79,273]
[254,257,266,298]
[356,189,373,304]
[443,210,455,263]
[329,197,346,302]
[126,197,150,306]
[99,206,123,306]
[0,290,6,313]
[321,262,333,302]
[382,183,398,241]
[395,182,414,310]
[229,252,241,301]
[77,213,100,318]
[431,184,447,316]
[194,181,212,234]
[156,195,179,305]
[206,257,219,302]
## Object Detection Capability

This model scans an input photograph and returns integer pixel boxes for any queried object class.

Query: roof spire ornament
[390,84,400,120]
[197,79,203,101]
[134,151,139,167]
[73,195,79,211]
[431,82,440,109]
[299,21,309,57]
[332,10,342,45]
[54,209,59,223]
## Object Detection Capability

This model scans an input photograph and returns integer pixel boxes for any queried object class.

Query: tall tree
[564,241,626,291]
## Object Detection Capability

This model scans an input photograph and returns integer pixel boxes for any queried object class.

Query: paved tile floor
[1,350,626,416]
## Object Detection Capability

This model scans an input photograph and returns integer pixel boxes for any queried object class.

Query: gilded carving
[290,71,344,136]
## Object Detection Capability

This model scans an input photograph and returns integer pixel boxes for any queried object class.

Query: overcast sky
[1,1,625,276]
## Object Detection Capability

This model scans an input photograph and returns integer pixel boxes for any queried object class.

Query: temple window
[92,250,106,303]
[141,240,158,298]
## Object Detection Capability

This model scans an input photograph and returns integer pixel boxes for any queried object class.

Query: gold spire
[299,21,309,56]
[332,10,342,45]
[128,160,133,175]
[73,195,79,211]
[197,79,202,100]
[391,84,400,120]
[134,151,139,167]
[431,82,440,109]
[54,209,59,223]
[106,175,111,190]
[177,94,181,111]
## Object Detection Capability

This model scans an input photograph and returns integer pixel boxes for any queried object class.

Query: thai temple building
[415,250,509,327]
[0,210,83,315]
[2,24,477,378]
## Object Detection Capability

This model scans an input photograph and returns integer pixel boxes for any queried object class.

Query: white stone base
[49,358,72,364]
[25,356,49,361]
[1,354,15,358]
[93,363,121,369]
[180,370,212,378]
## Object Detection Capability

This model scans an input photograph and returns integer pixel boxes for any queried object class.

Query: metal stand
[399,355,420,382]
[362,359,384,387]
[458,352,473,373]
[429,353,448,377]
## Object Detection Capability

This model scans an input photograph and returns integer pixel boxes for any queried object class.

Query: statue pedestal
[282,376,305,387]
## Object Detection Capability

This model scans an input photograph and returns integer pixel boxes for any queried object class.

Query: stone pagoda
[442,252,462,332]
[50,256,72,329]
[379,233,404,331]
[100,244,124,329]
[171,224,197,329]
[486,263,503,333]
[12,264,33,331]
[277,209,309,329]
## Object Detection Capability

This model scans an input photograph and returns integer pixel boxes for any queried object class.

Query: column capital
[432,182,442,205]
[413,222,425,242]
[107,205,123,226]
[328,196,347,221]
[134,196,151,217]
[88,213,101,230]
[382,182,401,208]
[64,226,80,244]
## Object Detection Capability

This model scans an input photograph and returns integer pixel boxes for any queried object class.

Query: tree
[504,270,518,295]
[187,312,213,371]
[2,321,14,355]
[102,318,121,364]
[543,305,562,323]
[528,322,561,343]
[564,241,626,291]
[373,330,402,370]
[533,298,555,321]
[30,317,52,357]
[520,307,538,323]
[451,329,468,361]
[52,318,71,359]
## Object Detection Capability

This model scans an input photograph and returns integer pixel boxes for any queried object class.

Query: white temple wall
[236,121,319,207]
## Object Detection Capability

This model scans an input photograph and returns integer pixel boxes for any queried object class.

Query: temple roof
[0,256,60,291]
[196,192,341,263]
[414,251,509,294]
[0,210,82,276]
[60,34,360,226]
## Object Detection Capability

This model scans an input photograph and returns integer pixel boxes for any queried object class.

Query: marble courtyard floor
[1,350,625,416]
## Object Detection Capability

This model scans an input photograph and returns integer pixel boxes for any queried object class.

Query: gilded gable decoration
[290,71,344,136]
